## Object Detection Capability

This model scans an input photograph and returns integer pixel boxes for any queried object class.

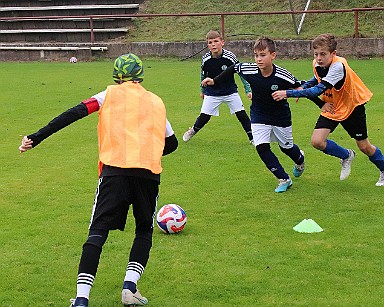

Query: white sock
[124,261,144,283]
[76,273,94,299]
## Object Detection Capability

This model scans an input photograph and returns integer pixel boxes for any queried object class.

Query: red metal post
[221,14,225,39]
[354,10,359,38]
[89,17,95,43]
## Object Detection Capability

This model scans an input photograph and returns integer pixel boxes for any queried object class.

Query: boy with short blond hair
[183,30,253,144]
[272,33,384,186]
[203,37,305,193]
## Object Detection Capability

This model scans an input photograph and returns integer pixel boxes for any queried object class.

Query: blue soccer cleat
[274,178,292,193]
[293,150,305,177]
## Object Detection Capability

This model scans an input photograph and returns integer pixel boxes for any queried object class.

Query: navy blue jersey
[201,49,239,96]
[235,63,301,127]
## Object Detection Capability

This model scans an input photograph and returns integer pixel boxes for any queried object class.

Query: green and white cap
[113,53,144,83]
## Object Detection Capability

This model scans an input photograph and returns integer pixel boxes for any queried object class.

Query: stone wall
[123,38,384,59]
[0,38,383,61]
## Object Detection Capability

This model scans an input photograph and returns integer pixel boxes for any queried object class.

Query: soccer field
[0,57,383,306]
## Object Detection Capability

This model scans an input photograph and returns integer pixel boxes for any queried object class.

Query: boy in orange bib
[272,34,384,186]
[19,54,178,306]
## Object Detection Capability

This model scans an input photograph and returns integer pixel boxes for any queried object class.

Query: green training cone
[293,219,323,233]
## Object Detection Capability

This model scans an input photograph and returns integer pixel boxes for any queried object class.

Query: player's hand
[247,92,252,100]
[201,78,214,87]
[200,93,204,99]
[271,90,287,101]
[19,136,33,153]
[321,102,335,114]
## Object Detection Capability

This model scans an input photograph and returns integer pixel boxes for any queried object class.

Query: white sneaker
[340,149,355,180]
[122,289,148,306]
[376,171,384,187]
[182,127,196,142]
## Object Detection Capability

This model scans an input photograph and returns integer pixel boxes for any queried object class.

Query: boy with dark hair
[183,30,253,144]
[19,53,178,306]
[203,37,305,193]
[272,33,384,186]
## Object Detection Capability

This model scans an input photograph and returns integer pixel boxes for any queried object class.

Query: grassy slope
[127,0,384,42]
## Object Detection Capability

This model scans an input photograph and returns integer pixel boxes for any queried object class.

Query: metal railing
[0,7,383,43]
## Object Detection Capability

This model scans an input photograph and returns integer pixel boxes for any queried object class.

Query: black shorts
[89,176,159,231]
[314,104,368,140]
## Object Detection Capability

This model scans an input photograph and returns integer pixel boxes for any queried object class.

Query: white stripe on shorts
[251,123,294,149]
[88,177,103,229]
[201,93,245,116]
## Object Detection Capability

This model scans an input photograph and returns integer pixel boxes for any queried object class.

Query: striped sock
[76,273,95,299]
[124,261,145,291]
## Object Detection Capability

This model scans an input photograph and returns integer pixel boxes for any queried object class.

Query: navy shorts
[89,176,159,231]
[314,104,368,140]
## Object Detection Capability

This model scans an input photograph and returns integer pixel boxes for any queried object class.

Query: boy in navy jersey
[183,30,253,144]
[202,37,305,193]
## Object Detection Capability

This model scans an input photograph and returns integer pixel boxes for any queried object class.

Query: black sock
[74,297,88,306]
[235,110,252,141]
[194,113,211,131]
[123,281,137,293]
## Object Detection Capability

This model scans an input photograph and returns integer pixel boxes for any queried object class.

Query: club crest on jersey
[271,85,278,91]
[221,65,228,71]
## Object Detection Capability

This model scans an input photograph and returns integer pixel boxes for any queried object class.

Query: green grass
[0,58,384,306]
[128,0,384,42]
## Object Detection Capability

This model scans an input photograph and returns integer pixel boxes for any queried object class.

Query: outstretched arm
[301,76,318,89]
[201,64,237,88]
[239,74,252,99]
[19,98,99,153]
[200,69,205,97]
[162,119,178,156]
[163,135,178,156]
[213,64,236,85]
[271,89,334,113]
